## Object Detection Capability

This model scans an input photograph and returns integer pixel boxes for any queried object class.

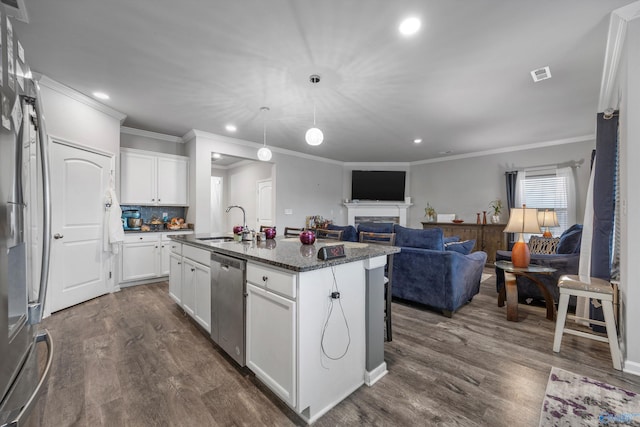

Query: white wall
[120,131,185,156]
[407,141,594,229]
[225,162,272,231]
[619,17,640,374]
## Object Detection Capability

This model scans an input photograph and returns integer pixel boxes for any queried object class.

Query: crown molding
[410,135,595,166]
[121,126,183,143]
[183,128,343,166]
[598,1,640,113]
[343,162,411,168]
[34,74,127,122]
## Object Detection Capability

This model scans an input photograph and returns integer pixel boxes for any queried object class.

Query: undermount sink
[196,236,235,243]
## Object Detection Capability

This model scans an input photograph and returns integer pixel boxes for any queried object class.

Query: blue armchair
[390,225,487,317]
[495,224,583,306]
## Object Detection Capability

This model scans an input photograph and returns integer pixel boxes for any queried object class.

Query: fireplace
[344,202,411,227]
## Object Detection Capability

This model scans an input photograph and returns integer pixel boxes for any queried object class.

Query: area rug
[481,273,493,283]
[539,367,640,426]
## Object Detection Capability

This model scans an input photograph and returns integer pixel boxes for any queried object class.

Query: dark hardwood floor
[24,271,640,426]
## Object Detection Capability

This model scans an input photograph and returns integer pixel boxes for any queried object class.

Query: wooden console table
[420,222,507,265]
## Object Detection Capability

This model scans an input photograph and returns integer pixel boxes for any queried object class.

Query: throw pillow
[528,236,560,254]
[393,224,444,250]
[557,227,582,254]
[444,239,476,255]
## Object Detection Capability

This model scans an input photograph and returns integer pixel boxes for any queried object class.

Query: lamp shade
[537,209,559,238]
[503,205,541,268]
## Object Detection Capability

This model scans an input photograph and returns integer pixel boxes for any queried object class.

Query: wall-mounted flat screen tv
[351,170,406,201]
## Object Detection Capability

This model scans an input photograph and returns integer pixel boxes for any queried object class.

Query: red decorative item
[264,228,276,239]
[233,225,243,234]
[299,230,316,245]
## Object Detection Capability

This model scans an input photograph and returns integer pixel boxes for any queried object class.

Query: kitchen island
[169,234,399,424]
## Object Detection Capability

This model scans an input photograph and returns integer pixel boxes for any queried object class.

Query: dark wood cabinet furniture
[420,222,507,265]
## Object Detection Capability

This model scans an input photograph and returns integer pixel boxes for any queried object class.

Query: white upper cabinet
[120,148,189,206]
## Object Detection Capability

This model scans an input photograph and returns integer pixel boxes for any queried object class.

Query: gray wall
[120,132,186,156]
[407,141,594,228]
[225,162,273,231]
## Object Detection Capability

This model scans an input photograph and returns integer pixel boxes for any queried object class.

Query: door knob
[53,233,64,239]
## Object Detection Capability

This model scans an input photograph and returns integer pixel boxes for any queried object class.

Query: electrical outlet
[162,212,168,218]
[284,209,293,215]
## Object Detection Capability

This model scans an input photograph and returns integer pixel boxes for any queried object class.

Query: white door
[256,179,273,228]
[49,143,111,312]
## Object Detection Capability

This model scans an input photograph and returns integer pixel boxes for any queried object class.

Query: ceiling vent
[1,0,29,23]
[531,66,551,82]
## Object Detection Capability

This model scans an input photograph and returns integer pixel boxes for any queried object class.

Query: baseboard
[364,362,388,386]
[623,359,640,377]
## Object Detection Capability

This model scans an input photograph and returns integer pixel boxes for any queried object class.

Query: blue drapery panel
[590,111,618,330]
[505,171,518,249]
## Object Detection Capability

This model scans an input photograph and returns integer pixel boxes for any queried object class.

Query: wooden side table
[495,260,557,321]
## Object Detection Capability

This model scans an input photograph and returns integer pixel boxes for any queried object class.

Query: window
[516,166,577,240]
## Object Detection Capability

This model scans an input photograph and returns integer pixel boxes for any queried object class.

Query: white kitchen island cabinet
[120,148,188,206]
[170,235,398,425]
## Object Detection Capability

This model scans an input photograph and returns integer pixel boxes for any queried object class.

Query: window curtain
[579,113,619,331]
[505,171,518,249]
[576,154,596,324]
[556,166,577,227]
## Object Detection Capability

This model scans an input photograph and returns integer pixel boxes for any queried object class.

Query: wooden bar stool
[553,274,621,370]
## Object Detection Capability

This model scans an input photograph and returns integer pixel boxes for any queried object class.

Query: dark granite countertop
[170,234,399,272]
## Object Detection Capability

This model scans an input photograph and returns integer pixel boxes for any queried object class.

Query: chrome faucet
[226,205,252,240]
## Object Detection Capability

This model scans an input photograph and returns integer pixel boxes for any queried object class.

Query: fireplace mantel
[344,202,412,226]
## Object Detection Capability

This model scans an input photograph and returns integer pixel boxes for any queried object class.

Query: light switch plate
[284,209,293,215]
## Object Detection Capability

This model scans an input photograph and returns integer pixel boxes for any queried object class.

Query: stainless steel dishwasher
[210,252,246,366]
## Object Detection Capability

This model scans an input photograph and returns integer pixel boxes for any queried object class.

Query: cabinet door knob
[177,262,181,265]
[139,237,143,240]
[152,198,155,201]
[53,233,64,239]
[262,276,268,282]
[191,268,195,272]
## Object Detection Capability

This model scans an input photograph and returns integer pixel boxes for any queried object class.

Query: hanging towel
[104,187,125,254]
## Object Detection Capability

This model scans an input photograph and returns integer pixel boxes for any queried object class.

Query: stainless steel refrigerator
[0,8,53,427]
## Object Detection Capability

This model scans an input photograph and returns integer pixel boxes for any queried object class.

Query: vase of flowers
[424,203,436,222]
[489,199,502,224]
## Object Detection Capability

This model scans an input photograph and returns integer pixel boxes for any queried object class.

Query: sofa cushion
[393,224,444,250]
[444,239,475,255]
[357,222,394,234]
[327,224,358,242]
[528,236,560,254]
[557,225,583,254]
[443,236,460,244]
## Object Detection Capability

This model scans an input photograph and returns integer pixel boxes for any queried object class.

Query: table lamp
[537,209,559,238]
[503,204,541,268]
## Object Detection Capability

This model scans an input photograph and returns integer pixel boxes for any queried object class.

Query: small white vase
[491,214,500,224]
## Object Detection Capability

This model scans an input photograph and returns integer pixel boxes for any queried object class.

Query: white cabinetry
[120,231,192,285]
[120,148,188,206]
[168,243,211,332]
[246,263,297,407]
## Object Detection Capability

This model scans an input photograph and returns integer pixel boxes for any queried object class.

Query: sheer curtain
[556,166,577,227]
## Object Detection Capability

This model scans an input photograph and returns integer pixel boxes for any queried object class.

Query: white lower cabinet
[168,244,211,333]
[246,264,297,408]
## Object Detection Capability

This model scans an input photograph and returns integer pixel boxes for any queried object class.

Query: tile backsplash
[121,205,186,223]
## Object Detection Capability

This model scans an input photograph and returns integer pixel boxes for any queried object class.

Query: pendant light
[257,106,272,161]
[305,74,324,146]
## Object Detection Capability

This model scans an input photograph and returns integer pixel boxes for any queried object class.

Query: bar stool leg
[602,300,622,370]
[553,293,570,353]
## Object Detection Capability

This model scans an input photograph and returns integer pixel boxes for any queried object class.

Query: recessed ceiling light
[212,153,221,159]
[93,91,109,100]
[225,124,237,132]
[414,138,422,144]
[399,17,421,36]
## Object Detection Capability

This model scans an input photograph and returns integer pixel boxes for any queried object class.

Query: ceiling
[14,0,634,162]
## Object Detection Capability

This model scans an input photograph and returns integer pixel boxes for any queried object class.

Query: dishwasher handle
[211,252,246,270]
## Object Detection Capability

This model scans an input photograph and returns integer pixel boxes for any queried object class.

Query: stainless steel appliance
[122,209,141,231]
[1,10,54,426]
[210,252,246,366]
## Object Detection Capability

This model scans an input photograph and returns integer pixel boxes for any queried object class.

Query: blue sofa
[494,224,583,306]
[389,225,487,317]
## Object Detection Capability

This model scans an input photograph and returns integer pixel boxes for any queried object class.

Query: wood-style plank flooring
[25,271,640,426]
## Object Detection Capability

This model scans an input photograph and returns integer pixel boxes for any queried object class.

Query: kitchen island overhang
[170,234,399,424]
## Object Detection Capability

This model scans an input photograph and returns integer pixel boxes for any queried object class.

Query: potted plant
[489,199,502,224]
[424,203,436,222]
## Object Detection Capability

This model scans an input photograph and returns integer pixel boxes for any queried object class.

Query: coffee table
[495,260,557,321]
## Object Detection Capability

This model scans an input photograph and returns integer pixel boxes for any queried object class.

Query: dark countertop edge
[171,236,399,273]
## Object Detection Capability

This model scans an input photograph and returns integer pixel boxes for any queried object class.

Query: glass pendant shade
[305,127,324,146]
[257,147,272,161]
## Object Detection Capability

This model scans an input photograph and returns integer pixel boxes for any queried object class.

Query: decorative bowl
[264,228,276,239]
[233,225,244,234]
[452,219,464,224]
[299,230,316,245]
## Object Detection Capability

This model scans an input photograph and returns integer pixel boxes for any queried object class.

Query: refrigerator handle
[28,80,51,325]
